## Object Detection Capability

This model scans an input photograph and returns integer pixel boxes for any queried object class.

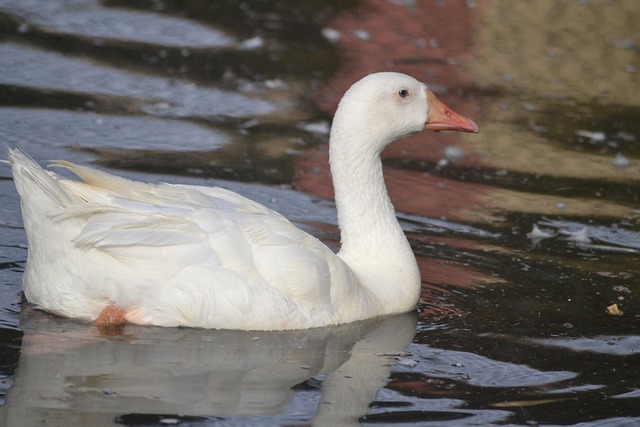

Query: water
[0,0,639,425]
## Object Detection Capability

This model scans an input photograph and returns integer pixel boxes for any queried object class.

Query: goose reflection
[1,308,417,426]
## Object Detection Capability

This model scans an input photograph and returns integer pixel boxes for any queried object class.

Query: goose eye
[398,89,410,98]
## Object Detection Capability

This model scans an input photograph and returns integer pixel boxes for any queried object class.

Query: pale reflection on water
[2,310,417,426]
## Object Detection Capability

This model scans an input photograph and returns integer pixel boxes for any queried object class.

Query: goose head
[330,72,478,155]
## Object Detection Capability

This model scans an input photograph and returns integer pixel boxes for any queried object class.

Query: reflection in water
[526,335,640,357]
[0,43,281,119]
[0,108,230,152]
[1,310,416,426]
[4,0,235,48]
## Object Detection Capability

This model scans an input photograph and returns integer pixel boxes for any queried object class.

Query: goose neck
[328,128,407,257]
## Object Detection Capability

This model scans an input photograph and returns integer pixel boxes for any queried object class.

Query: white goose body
[10,72,478,330]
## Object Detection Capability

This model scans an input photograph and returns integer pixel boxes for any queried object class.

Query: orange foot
[95,305,127,328]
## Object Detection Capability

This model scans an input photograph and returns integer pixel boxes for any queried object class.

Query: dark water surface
[0,0,639,426]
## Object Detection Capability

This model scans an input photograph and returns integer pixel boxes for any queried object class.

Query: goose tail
[8,147,75,210]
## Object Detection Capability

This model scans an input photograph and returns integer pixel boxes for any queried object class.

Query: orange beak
[425,89,479,133]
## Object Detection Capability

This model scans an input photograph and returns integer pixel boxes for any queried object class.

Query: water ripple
[0,43,281,119]
[1,0,235,48]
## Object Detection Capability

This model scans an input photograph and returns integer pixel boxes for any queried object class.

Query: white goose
[10,72,478,330]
